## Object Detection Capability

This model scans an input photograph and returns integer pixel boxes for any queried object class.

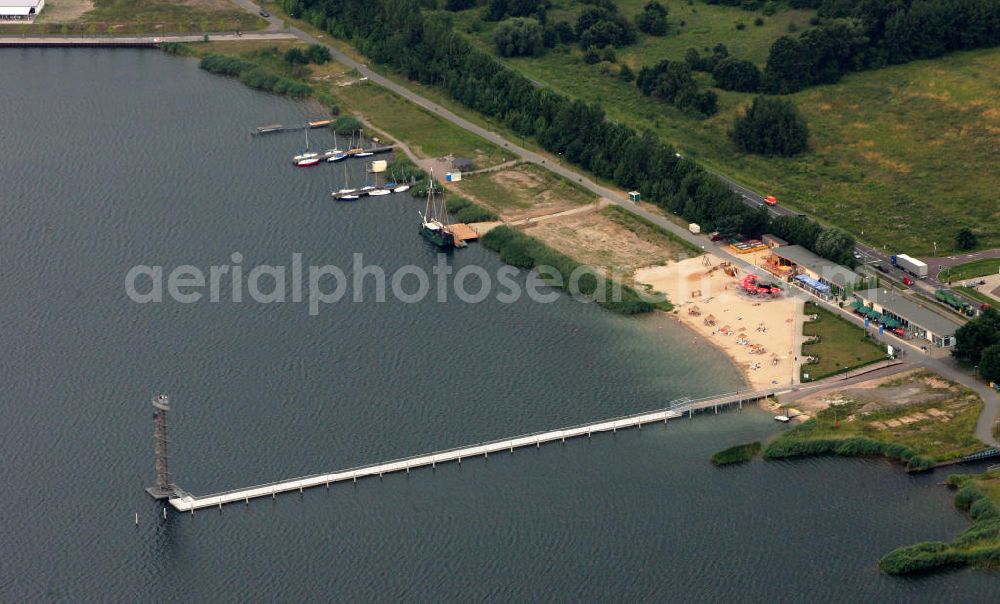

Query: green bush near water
[711,442,761,466]
[880,475,1000,574]
[446,197,498,223]
[763,431,932,471]
[329,115,364,134]
[198,54,310,97]
[481,226,666,315]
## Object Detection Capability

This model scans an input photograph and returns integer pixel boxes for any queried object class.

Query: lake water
[0,48,996,601]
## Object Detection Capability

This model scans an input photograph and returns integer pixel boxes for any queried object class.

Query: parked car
[259,10,270,17]
[903,276,915,286]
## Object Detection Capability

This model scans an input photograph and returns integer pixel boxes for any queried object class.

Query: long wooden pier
[168,388,780,512]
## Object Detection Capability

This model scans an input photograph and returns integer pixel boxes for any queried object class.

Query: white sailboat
[293,127,319,165]
[332,162,359,200]
[324,132,346,162]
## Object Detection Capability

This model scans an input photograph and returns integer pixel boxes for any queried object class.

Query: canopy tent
[794,274,831,294]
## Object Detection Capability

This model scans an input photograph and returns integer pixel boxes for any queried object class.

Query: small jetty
[448,223,480,244]
[252,119,336,136]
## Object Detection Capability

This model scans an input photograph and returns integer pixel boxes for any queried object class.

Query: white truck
[892,254,928,278]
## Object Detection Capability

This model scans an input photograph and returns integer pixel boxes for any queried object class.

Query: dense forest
[279,0,856,267]
[763,0,1000,93]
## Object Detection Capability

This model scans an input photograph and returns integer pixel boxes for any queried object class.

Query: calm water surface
[0,49,995,601]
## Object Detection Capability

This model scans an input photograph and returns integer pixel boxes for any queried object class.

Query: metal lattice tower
[145,394,175,499]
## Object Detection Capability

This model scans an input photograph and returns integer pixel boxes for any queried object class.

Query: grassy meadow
[801,302,885,381]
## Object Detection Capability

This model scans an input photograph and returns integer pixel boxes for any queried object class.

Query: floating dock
[168,388,779,512]
[252,119,338,136]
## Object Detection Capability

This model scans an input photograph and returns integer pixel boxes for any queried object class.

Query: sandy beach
[635,255,804,390]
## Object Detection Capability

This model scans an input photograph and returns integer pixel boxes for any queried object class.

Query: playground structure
[741,274,782,298]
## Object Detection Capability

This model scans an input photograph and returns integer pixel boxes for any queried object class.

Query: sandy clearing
[635,255,803,390]
[36,0,94,22]
[524,209,687,279]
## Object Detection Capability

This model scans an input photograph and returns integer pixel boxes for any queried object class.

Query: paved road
[236,0,1000,448]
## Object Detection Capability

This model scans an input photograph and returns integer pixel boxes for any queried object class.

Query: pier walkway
[169,388,779,512]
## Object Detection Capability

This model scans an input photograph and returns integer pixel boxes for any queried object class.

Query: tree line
[953,307,1000,383]
[279,0,854,267]
[763,0,1000,94]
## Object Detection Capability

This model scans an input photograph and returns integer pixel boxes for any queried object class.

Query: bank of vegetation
[879,470,1000,575]
[446,196,498,223]
[481,226,667,314]
[276,0,859,268]
[711,441,761,466]
[199,53,313,98]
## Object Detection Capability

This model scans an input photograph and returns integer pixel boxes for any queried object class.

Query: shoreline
[635,255,803,391]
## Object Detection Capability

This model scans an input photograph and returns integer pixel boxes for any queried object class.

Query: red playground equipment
[741,274,782,297]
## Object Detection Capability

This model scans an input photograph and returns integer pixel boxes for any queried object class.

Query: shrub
[284,47,309,65]
[636,1,669,36]
[731,96,809,157]
[879,542,961,575]
[446,196,499,223]
[955,227,978,250]
[712,57,761,92]
[329,115,363,134]
[306,44,331,64]
[711,442,761,465]
[494,17,546,57]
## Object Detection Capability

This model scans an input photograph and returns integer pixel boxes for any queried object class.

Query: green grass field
[335,82,513,166]
[801,302,885,381]
[941,259,1000,283]
[444,2,1000,255]
[454,162,595,213]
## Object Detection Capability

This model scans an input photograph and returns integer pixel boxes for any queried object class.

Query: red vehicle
[892,328,905,337]
[764,195,778,206]
[902,276,915,286]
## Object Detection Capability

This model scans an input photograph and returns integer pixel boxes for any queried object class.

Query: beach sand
[636,255,804,390]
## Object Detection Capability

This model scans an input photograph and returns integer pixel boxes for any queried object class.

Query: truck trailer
[891,254,928,278]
